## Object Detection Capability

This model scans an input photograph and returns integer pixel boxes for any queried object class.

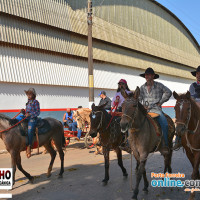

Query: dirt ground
[0,139,199,200]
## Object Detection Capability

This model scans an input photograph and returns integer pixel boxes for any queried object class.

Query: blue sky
[156,0,200,45]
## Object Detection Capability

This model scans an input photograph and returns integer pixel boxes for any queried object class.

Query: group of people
[20,65,200,158]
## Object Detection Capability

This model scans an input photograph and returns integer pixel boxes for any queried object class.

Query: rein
[0,115,28,134]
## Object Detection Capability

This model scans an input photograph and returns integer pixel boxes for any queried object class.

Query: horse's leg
[10,151,17,185]
[142,161,149,194]
[102,146,110,185]
[53,141,65,178]
[16,153,34,183]
[115,147,128,177]
[163,149,173,174]
[132,155,147,200]
[44,140,57,178]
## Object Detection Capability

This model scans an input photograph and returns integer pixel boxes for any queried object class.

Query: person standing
[98,91,111,111]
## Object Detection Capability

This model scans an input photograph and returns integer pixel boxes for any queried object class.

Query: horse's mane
[0,114,19,126]
[190,97,200,119]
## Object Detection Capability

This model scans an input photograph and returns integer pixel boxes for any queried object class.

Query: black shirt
[98,96,111,110]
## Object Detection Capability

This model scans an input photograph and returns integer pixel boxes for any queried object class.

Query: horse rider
[112,79,132,112]
[22,88,40,158]
[173,65,200,150]
[98,91,111,112]
[139,68,172,155]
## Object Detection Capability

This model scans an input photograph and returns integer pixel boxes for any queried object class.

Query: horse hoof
[47,174,51,178]
[29,176,34,183]
[143,188,148,194]
[58,174,63,179]
[123,172,128,177]
[102,180,108,186]
[132,197,138,200]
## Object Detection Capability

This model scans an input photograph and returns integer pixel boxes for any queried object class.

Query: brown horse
[120,87,175,200]
[73,108,103,154]
[0,114,65,185]
[89,103,128,185]
[173,91,200,200]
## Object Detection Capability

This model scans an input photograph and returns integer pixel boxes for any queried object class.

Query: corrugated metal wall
[1,0,200,77]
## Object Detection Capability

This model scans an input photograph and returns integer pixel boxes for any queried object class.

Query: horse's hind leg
[44,140,57,178]
[53,140,65,178]
[16,153,34,183]
[115,147,128,177]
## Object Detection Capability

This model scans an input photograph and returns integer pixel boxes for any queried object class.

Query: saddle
[20,118,51,136]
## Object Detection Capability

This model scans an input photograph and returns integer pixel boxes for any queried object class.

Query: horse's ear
[173,91,179,100]
[91,103,95,110]
[186,91,191,99]
[133,86,140,99]
[121,88,129,99]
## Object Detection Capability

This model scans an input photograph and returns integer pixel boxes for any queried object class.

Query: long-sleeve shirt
[189,82,200,102]
[98,96,112,110]
[26,99,40,118]
[139,81,172,114]
[112,90,132,107]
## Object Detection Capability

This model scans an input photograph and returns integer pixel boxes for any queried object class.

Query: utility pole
[87,0,94,108]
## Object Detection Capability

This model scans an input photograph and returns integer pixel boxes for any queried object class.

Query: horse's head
[120,87,140,133]
[89,103,108,138]
[74,110,85,131]
[173,91,191,137]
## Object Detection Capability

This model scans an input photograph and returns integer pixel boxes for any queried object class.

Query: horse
[173,91,200,200]
[120,87,175,200]
[73,108,102,154]
[89,103,128,185]
[0,114,65,185]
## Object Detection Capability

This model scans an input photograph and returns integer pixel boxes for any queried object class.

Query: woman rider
[22,88,40,158]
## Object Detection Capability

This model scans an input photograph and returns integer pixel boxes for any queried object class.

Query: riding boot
[26,145,31,158]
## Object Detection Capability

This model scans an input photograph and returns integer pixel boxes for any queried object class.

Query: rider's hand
[157,103,161,107]
[25,113,30,117]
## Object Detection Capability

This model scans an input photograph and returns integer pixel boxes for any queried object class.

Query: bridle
[91,110,104,131]
[122,99,139,128]
[175,99,199,134]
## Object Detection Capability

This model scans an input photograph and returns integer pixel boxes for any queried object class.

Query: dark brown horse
[89,103,128,185]
[120,87,175,200]
[0,114,65,185]
[173,91,200,200]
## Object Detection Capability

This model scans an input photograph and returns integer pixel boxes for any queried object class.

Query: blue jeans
[156,111,168,146]
[27,117,37,146]
[68,122,82,139]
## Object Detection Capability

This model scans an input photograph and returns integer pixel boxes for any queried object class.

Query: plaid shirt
[139,81,172,113]
[26,99,40,118]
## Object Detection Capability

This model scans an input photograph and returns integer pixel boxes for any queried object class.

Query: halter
[75,112,88,129]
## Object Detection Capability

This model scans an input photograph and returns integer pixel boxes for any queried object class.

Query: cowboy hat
[24,88,36,96]
[139,67,159,79]
[191,66,200,77]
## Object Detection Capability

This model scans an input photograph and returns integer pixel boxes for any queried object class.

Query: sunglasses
[118,83,126,85]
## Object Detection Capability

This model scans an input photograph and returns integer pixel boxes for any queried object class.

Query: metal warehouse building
[1,0,200,111]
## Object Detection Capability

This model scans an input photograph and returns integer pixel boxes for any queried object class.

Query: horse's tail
[59,121,66,148]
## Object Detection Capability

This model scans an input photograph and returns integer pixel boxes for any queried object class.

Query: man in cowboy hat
[189,65,200,102]
[23,88,40,158]
[173,66,200,150]
[139,67,172,155]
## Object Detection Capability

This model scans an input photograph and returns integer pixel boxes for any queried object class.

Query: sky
[156,0,200,45]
